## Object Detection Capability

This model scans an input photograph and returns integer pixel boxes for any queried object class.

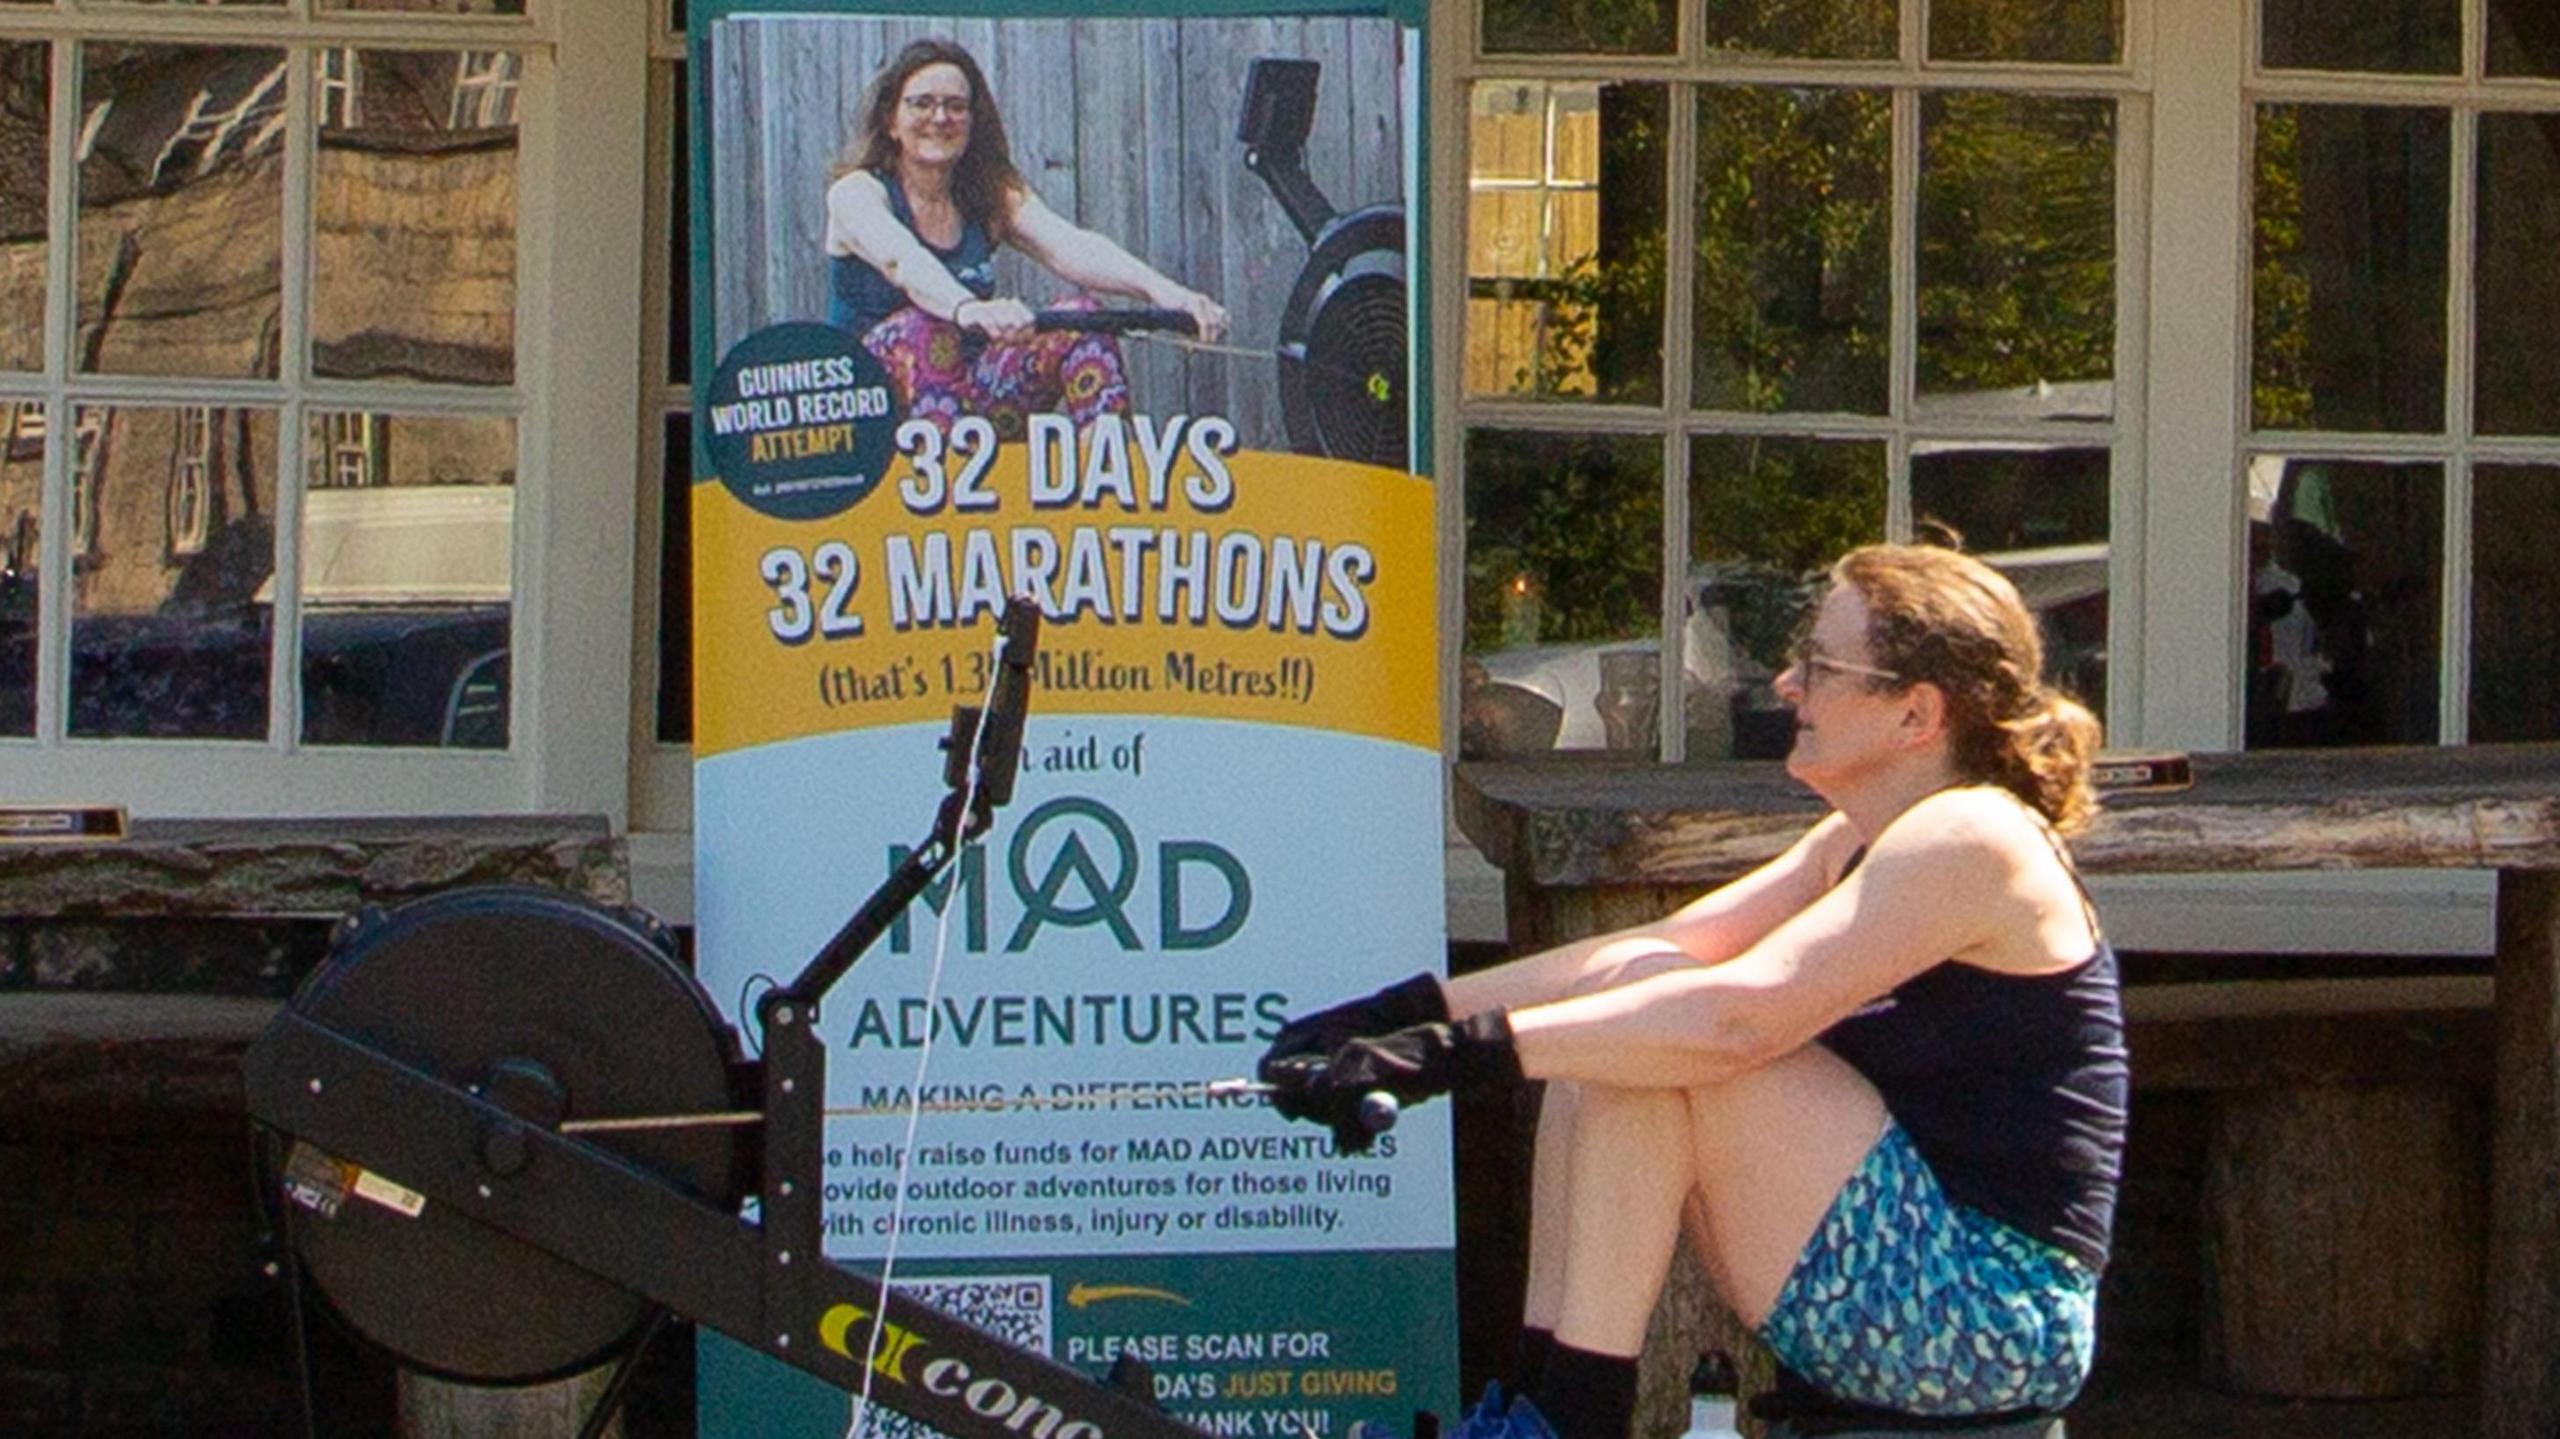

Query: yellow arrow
[1066,1283,1193,1309]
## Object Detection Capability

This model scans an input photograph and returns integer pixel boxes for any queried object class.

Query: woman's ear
[1897,681,1950,748]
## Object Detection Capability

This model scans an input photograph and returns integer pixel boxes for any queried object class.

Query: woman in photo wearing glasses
[1263,542,2126,1438]
[824,38,1228,438]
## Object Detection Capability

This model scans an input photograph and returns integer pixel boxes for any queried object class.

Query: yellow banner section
[693,446,1438,759]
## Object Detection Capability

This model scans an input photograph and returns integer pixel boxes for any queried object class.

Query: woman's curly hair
[838,39,1026,242]
[1832,543,2103,833]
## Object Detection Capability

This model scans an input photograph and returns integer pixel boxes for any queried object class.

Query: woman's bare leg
[1545,1083,1694,1356]
[1679,1044,1889,1326]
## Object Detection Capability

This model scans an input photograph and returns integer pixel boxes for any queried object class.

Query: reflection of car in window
[1462,545,2108,762]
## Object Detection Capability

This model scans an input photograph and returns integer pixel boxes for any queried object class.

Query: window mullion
[1659,81,1696,762]
[34,34,74,747]
[1888,84,1917,540]
[2443,104,2480,745]
[2110,91,2155,743]
[271,40,314,753]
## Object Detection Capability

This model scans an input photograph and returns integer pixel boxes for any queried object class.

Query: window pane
[1695,87,1890,415]
[2488,1,2560,76]
[77,45,285,380]
[1465,82,1666,404]
[2245,457,2441,748]
[2263,0,2460,74]
[1685,435,1883,761]
[2477,115,2560,436]
[0,43,45,374]
[68,405,278,740]
[1481,0,1675,55]
[2253,106,2449,434]
[1707,0,1896,61]
[300,412,514,749]
[2473,466,2560,742]
[1462,430,1662,759]
[312,50,519,386]
[1930,0,2123,64]
[1917,94,2116,420]
[667,61,693,387]
[0,401,37,736]
[1911,444,2111,711]
[656,410,692,745]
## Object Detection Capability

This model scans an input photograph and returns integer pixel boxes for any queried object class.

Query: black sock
[1526,1343,1638,1439]
[1510,1327,1557,1400]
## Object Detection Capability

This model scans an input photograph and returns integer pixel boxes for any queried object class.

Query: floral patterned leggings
[859,293,1132,440]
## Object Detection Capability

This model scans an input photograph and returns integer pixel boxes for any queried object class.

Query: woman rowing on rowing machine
[1264,541,2127,1439]
[824,38,1228,440]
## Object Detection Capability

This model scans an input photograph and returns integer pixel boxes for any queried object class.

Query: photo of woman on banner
[825,38,1228,439]
[1263,543,2127,1437]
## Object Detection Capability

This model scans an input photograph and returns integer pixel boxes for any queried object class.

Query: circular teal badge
[702,323,899,521]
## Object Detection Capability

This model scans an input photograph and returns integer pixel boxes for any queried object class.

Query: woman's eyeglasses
[901,95,974,119]
[1786,626,1902,686]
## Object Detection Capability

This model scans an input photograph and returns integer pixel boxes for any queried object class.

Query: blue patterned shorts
[1755,1121,2097,1417]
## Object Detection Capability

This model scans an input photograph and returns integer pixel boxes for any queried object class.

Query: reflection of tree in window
[1463,431,1661,655]
[1917,93,2115,399]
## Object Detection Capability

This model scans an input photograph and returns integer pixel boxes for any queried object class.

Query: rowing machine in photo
[241,596,1398,1439]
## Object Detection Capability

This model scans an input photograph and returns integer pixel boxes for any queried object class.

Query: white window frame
[1437,0,2155,764]
[317,44,362,130]
[0,0,647,822]
[167,402,210,555]
[451,50,521,129]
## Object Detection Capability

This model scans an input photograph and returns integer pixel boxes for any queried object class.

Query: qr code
[851,1274,1052,1439]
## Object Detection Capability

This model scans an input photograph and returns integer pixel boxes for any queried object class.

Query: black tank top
[1815,847,2128,1273]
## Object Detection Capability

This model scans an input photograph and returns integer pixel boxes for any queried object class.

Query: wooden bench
[1454,744,2560,1439]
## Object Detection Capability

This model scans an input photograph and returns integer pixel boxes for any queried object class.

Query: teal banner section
[701,1251,1459,1439]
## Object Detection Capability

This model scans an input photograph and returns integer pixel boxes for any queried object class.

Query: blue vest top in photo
[827,171,998,338]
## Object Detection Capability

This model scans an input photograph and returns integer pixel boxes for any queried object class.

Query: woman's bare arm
[1440,812,1859,1016]
[1002,189,1227,340]
[1505,789,2040,1088]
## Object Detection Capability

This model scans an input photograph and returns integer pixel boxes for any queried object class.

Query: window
[450,51,522,130]
[318,46,363,130]
[1455,0,2137,763]
[167,405,211,556]
[629,7,694,832]
[2245,0,2560,747]
[0,0,645,819]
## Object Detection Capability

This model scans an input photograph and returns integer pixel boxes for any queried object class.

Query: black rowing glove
[1256,972,1448,1080]
[1267,1012,1525,1153]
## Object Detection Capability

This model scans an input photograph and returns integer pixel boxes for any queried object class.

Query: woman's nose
[1773,665,1806,704]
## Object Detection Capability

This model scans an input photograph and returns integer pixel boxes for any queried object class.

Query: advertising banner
[687,6,1448,1438]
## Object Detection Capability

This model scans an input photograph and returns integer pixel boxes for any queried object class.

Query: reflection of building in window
[1467,82,1601,395]
[449,52,521,130]
[69,409,104,557]
[318,47,363,130]
[4,401,41,463]
[168,405,211,555]
[316,412,382,489]
[152,59,287,185]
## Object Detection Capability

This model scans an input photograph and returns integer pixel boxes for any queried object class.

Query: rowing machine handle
[1358,1091,1399,1135]
[1032,306,1198,337]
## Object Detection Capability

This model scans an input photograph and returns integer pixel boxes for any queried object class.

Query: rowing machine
[243,596,1394,1439]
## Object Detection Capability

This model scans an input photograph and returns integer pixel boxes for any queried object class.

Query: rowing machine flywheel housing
[272,887,750,1384]
[1240,57,1410,472]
